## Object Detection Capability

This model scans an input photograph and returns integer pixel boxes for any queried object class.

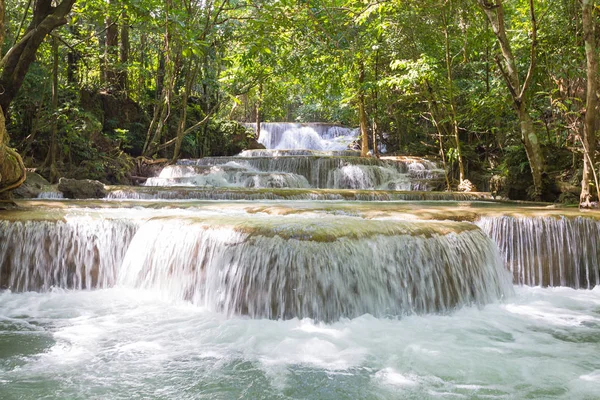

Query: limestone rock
[58,178,107,199]
[13,172,51,198]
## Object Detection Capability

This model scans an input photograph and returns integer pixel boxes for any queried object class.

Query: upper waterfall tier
[0,210,511,321]
[144,156,444,191]
[243,122,358,151]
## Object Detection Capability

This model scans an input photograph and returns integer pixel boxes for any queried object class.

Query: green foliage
[1,0,594,200]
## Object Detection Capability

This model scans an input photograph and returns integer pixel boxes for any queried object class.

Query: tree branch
[494,55,519,103]
[518,0,537,100]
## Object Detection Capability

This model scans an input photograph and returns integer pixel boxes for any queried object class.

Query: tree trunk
[581,0,598,207]
[256,82,262,140]
[138,33,147,96]
[66,26,80,85]
[372,44,380,157]
[358,62,369,157]
[0,0,76,114]
[143,0,175,158]
[42,35,60,183]
[478,0,545,200]
[426,82,451,190]
[0,0,26,197]
[442,7,465,183]
[104,6,119,89]
[172,63,198,162]
[118,8,130,95]
[518,105,544,200]
[0,109,26,198]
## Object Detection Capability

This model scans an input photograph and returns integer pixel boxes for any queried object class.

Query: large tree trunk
[1,0,72,195]
[0,109,26,198]
[0,0,76,114]
[477,0,545,200]
[581,0,598,207]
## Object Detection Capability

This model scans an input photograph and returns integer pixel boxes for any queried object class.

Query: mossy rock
[58,177,107,199]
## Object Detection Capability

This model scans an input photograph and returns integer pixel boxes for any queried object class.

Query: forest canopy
[0,0,598,204]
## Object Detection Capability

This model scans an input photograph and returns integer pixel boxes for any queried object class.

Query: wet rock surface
[58,178,107,199]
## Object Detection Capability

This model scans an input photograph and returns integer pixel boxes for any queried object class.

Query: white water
[139,123,441,192]
[1,204,599,398]
[249,123,359,151]
[0,218,137,291]
[144,156,444,191]
[1,286,598,399]
[478,216,600,288]
[144,162,311,189]
[0,212,511,321]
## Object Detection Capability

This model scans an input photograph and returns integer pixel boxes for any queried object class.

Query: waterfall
[36,191,64,199]
[477,216,600,289]
[238,149,361,157]
[244,122,359,151]
[118,217,512,321]
[144,162,311,189]
[0,214,512,321]
[106,186,489,201]
[147,156,444,191]
[0,218,137,291]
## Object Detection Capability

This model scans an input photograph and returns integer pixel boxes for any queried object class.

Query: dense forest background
[0,0,599,204]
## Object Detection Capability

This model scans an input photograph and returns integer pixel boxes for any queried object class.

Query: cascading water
[118,217,512,321]
[1,203,600,399]
[477,215,600,289]
[140,155,444,192]
[0,212,512,321]
[244,122,359,151]
[0,217,137,291]
[3,121,600,398]
[132,122,444,194]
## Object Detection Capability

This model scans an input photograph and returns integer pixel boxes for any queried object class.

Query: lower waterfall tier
[0,218,137,291]
[478,216,600,289]
[0,214,511,321]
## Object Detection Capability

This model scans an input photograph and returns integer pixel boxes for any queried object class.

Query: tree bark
[426,81,452,190]
[442,6,465,183]
[42,36,60,183]
[118,8,130,94]
[581,0,598,207]
[0,0,76,114]
[104,4,119,89]
[172,63,198,161]
[358,62,369,157]
[477,0,545,200]
[256,82,262,140]
[0,109,26,197]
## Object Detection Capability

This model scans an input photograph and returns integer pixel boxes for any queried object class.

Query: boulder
[458,179,477,193]
[246,138,266,150]
[13,171,52,199]
[58,178,107,199]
